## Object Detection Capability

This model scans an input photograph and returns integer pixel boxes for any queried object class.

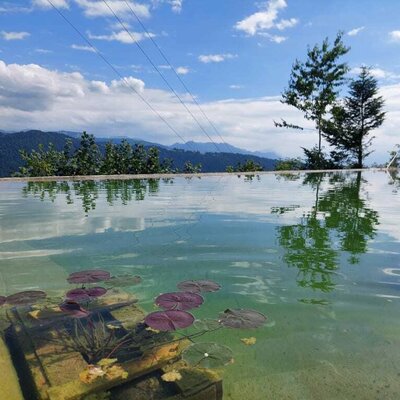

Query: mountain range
[0,130,279,177]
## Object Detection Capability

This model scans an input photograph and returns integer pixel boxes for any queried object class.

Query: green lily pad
[182,342,233,369]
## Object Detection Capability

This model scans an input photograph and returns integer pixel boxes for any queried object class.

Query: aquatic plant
[145,310,195,331]
[155,292,204,311]
[66,287,107,302]
[105,274,142,288]
[182,342,234,368]
[218,309,267,329]
[67,270,111,284]
[6,290,46,305]
[177,280,221,293]
[59,301,90,318]
[79,358,128,384]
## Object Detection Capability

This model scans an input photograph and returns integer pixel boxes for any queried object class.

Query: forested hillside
[0,130,277,177]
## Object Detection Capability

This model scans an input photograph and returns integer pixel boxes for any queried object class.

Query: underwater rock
[177,280,221,293]
[155,291,204,311]
[145,310,195,331]
[0,296,6,306]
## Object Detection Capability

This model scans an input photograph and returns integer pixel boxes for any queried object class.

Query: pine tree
[275,33,350,168]
[323,67,385,168]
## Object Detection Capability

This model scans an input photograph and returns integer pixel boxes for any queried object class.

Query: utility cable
[102,0,224,153]
[123,0,233,154]
[46,0,195,151]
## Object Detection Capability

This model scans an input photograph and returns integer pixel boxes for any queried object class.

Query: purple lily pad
[0,296,6,306]
[66,288,91,302]
[155,292,204,311]
[145,310,195,331]
[177,280,221,293]
[6,290,47,305]
[67,270,111,284]
[86,287,107,298]
[218,308,267,329]
[59,301,90,318]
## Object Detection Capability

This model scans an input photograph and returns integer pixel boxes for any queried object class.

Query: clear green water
[1,171,400,399]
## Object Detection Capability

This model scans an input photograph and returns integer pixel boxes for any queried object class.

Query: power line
[102,0,224,153]
[46,0,195,151]
[123,0,233,154]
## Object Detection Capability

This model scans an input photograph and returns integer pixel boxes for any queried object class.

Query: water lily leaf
[177,280,221,293]
[193,319,221,331]
[0,296,6,306]
[155,291,204,311]
[86,287,107,298]
[66,288,91,302]
[145,310,194,331]
[161,370,182,382]
[182,342,233,369]
[59,301,90,318]
[67,270,111,284]
[105,275,142,288]
[6,290,46,305]
[219,309,267,329]
[240,337,257,346]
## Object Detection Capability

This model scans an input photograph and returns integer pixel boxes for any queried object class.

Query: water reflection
[22,179,168,214]
[273,172,379,294]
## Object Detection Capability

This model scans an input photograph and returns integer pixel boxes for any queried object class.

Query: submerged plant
[6,290,47,305]
[177,280,221,293]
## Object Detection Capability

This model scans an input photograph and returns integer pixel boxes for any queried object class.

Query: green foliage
[276,32,350,167]
[275,158,305,171]
[229,159,263,172]
[322,67,386,168]
[17,133,176,177]
[183,161,202,173]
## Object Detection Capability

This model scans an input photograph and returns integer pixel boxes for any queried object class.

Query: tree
[323,67,386,168]
[71,132,102,175]
[276,33,350,168]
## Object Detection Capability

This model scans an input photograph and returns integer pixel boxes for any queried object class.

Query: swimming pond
[1,170,400,399]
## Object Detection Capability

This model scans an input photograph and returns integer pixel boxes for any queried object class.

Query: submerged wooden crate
[6,289,223,400]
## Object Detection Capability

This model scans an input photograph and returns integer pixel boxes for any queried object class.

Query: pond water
[1,170,400,400]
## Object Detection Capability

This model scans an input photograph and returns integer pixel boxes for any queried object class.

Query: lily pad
[6,290,47,305]
[177,280,221,293]
[67,270,111,284]
[193,319,221,331]
[145,310,195,331]
[105,274,142,287]
[218,308,267,329]
[155,292,204,311]
[182,342,233,368]
[66,288,91,302]
[59,301,90,318]
[86,287,107,298]
[0,296,6,306]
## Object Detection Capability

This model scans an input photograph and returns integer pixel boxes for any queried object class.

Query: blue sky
[1,0,400,162]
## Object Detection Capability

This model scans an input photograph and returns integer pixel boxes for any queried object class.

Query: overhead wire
[45,0,195,151]
[122,0,234,154]
[101,0,225,153]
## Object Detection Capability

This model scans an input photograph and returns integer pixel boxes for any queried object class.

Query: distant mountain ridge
[0,130,278,177]
[169,140,280,160]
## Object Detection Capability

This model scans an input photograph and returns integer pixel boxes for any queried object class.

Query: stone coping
[0,168,394,183]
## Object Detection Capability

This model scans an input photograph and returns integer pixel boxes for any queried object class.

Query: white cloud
[88,30,155,44]
[176,66,189,75]
[229,85,244,89]
[169,0,183,13]
[71,44,96,52]
[35,48,53,53]
[258,32,287,43]
[1,31,30,40]
[351,67,400,81]
[347,26,365,36]
[32,0,69,8]
[0,60,398,163]
[389,30,400,42]
[74,0,150,19]
[235,0,298,36]
[198,53,237,64]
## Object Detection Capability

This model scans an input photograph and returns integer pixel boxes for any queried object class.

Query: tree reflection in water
[273,172,379,296]
[22,179,168,214]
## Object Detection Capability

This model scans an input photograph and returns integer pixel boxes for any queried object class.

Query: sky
[0,0,399,162]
